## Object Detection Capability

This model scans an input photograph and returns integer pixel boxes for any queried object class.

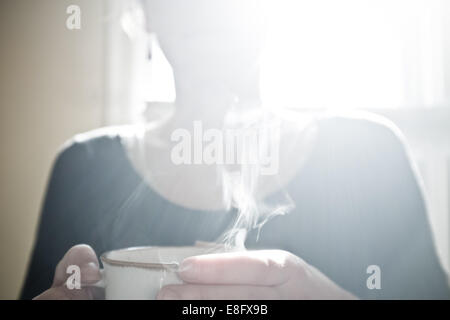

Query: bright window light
[145,0,449,110]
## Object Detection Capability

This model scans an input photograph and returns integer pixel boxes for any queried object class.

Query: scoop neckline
[113,134,233,215]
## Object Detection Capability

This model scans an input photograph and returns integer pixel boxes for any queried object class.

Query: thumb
[53,244,101,287]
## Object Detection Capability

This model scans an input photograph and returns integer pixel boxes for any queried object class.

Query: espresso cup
[91,244,225,300]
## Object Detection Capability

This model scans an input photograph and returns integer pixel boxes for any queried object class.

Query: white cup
[91,243,225,300]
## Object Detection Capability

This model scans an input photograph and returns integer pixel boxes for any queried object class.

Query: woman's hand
[33,244,102,300]
[157,250,357,300]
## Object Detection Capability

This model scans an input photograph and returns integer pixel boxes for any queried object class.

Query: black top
[20,115,450,299]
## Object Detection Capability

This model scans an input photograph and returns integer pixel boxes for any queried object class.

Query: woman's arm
[20,140,91,299]
[306,115,450,299]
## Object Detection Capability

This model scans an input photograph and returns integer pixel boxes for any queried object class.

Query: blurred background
[1,0,449,299]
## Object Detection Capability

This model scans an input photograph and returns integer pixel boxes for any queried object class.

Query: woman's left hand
[157,250,357,300]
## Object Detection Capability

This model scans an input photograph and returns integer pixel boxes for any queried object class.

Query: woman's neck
[171,66,262,128]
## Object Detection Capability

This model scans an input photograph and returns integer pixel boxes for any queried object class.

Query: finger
[157,284,280,300]
[178,250,296,286]
[33,286,94,300]
[53,244,101,287]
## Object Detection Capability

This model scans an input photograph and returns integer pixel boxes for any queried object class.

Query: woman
[22,0,449,299]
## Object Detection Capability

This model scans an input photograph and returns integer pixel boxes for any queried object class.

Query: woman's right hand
[33,244,103,300]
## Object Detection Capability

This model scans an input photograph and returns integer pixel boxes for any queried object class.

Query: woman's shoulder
[277,109,408,155]
[52,125,139,177]
[279,110,408,158]
[281,109,403,141]
[57,125,135,161]
[311,111,410,163]
[315,111,404,142]
[277,109,411,178]
[278,110,414,197]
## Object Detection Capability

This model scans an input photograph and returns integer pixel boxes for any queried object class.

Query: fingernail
[178,259,193,272]
[157,289,179,300]
[80,262,100,284]
[178,259,195,280]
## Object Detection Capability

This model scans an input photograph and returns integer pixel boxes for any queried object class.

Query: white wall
[0,0,104,299]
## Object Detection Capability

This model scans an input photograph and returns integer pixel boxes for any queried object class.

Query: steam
[217,108,295,250]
